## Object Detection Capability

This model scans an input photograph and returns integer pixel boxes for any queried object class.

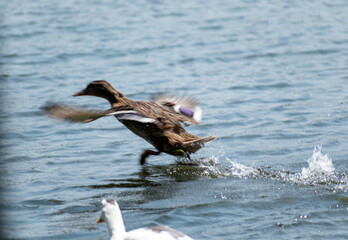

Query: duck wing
[43,104,109,123]
[152,94,202,125]
[43,104,157,124]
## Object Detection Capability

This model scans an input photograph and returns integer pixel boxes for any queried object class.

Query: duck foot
[175,153,199,166]
[140,150,161,165]
[186,154,200,166]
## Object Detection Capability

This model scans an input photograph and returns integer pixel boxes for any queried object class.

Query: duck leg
[185,153,198,166]
[176,153,198,166]
[186,153,192,161]
[140,150,161,165]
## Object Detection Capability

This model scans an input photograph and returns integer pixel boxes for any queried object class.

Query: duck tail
[201,135,217,143]
[183,135,216,153]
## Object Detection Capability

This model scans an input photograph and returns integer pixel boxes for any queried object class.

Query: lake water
[1,0,348,239]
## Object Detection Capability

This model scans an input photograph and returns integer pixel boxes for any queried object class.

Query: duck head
[73,80,125,104]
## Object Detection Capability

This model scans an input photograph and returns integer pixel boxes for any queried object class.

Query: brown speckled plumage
[44,80,216,164]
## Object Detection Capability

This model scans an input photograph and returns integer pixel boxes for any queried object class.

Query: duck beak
[96,216,105,224]
[73,90,87,96]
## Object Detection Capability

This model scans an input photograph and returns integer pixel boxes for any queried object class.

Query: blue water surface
[1,0,347,239]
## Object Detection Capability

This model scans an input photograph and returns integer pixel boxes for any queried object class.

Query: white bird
[97,199,194,240]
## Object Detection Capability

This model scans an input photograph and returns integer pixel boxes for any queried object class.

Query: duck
[44,80,216,165]
[97,198,194,240]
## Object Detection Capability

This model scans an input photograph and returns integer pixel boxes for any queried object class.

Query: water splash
[194,155,258,178]
[196,155,230,177]
[300,146,335,182]
[228,159,259,178]
[284,146,347,191]
[193,146,347,191]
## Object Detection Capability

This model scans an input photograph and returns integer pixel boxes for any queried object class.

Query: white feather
[193,107,202,123]
[106,110,156,123]
[99,199,194,240]
[173,105,181,113]
[106,110,139,116]
[126,228,193,240]
[117,114,156,123]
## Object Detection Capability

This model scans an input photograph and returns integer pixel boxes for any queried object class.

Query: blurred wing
[153,94,202,125]
[43,104,156,124]
[42,104,111,123]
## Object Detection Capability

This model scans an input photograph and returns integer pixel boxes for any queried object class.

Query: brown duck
[44,80,216,165]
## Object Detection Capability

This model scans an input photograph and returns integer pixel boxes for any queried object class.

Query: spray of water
[194,146,346,191]
[300,146,335,181]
